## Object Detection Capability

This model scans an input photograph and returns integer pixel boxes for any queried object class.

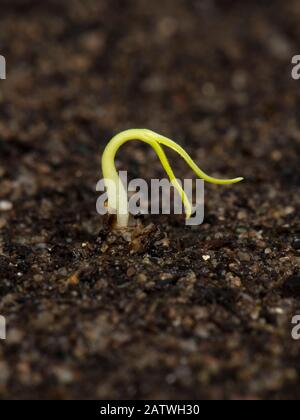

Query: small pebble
[137,273,147,284]
[238,252,251,262]
[272,307,284,315]
[35,243,48,250]
[237,211,247,220]
[202,255,211,261]
[58,267,68,276]
[53,366,74,384]
[0,200,13,211]
[283,207,295,216]
[126,267,136,277]
[67,272,79,285]
[160,272,173,281]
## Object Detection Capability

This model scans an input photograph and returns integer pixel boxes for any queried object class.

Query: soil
[0,0,300,400]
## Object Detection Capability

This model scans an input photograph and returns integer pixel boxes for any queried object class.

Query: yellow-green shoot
[101,129,243,228]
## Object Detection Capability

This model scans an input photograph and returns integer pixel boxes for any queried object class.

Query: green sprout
[101,129,243,228]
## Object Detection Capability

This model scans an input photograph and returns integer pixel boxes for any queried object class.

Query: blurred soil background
[0,0,300,399]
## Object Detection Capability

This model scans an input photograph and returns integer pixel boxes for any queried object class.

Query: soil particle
[66,271,80,286]
[0,201,13,212]
[238,252,251,262]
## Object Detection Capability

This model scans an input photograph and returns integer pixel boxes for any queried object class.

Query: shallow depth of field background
[0,0,299,400]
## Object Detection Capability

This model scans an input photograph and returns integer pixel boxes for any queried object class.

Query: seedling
[101,129,243,228]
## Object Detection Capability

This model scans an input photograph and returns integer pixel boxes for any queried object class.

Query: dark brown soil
[0,0,300,400]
